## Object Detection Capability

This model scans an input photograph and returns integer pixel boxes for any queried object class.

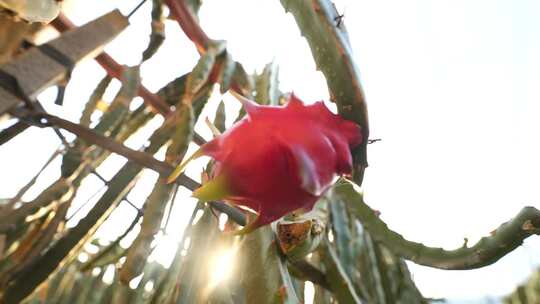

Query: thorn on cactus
[334,13,344,28]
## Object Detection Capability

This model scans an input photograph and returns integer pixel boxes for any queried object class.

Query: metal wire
[90,168,142,214]
[127,0,149,18]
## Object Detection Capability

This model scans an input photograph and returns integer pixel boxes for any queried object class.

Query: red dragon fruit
[168,93,361,233]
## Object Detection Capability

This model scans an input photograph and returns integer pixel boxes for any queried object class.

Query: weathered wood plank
[0,10,129,115]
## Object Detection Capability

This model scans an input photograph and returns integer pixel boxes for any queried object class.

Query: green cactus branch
[121,103,193,283]
[50,14,209,146]
[321,241,363,303]
[2,101,198,302]
[41,113,175,177]
[280,0,369,185]
[240,226,301,304]
[288,260,331,291]
[80,211,142,272]
[0,146,62,215]
[2,163,142,303]
[334,179,540,270]
[32,112,253,229]
[141,0,166,62]
[79,75,112,127]
[255,62,281,106]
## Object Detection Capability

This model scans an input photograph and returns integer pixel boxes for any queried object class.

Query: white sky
[1,0,539,302]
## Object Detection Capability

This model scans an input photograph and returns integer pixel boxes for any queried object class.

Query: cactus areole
[169,93,362,233]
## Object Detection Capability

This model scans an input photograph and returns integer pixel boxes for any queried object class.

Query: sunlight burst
[207,245,238,288]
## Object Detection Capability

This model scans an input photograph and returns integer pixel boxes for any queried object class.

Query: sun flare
[207,245,238,288]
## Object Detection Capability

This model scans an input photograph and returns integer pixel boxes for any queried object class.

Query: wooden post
[0,10,129,115]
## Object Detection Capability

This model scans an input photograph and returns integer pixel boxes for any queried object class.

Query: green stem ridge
[334,179,540,270]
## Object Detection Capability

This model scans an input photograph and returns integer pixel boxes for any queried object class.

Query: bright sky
[1,0,539,302]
